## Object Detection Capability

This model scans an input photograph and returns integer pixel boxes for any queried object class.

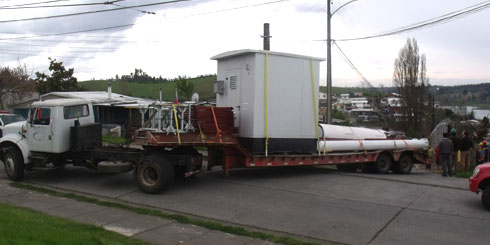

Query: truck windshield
[0,114,25,125]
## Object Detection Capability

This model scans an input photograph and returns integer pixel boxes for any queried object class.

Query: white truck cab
[0,99,95,180]
[25,99,94,153]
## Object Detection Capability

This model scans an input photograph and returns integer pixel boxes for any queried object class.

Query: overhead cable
[0,0,72,9]
[0,0,288,41]
[332,40,371,86]
[0,0,189,24]
[335,0,490,42]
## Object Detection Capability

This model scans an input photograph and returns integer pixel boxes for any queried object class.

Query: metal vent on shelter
[229,76,237,90]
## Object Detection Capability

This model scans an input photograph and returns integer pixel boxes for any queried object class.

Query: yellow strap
[310,59,320,155]
[265,52,269,156]
[173,104,181,144]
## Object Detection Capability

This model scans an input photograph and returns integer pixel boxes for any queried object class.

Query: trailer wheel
[482,185,490,211]
[337,164,358,173]
[134,156,175,194]
[375,153,392,174]
[393,155,413,174]
[3,147,25,181]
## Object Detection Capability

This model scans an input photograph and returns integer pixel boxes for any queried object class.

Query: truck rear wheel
[375,154,392,174]
[393,155,413,174]
[3,147,24,181]
[134,156,175,194]
[482,185,490,211]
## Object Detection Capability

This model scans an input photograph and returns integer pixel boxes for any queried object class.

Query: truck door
[27,107,53,152]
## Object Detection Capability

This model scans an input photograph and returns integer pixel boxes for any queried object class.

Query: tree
[174,76,194,101]
[0,65,34,109]
[34,58,78,94]
[393,38,429,137]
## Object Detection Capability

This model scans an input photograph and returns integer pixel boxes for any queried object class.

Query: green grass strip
[0,202,147,245]
[102,135,130,145]
[10,182,320,245]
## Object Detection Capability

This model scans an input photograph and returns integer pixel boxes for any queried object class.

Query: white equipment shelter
[211,49,324,154]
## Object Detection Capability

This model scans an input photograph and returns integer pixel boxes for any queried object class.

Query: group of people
[437,129,476,177]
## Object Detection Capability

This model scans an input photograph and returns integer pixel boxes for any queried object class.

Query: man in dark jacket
[449,128,461,173]
[439,133,454,177]
[460,131,473,172]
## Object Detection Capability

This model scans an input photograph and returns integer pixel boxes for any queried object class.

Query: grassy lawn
[0,202,147,245]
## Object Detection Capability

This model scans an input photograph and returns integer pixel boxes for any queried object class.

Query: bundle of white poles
[318,124,429,152]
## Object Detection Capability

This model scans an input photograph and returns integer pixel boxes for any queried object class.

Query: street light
[326,0,360,124]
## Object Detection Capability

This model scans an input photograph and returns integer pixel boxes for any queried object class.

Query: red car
[469,162,490,211]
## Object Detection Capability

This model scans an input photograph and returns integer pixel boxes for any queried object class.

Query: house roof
[41,91,155,108]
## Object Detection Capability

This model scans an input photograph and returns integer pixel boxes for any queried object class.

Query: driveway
[1,164,489,245]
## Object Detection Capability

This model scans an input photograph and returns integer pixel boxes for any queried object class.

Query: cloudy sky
[1,0,489,87]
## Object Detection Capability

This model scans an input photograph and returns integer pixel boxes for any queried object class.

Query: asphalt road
[1,164,489,245]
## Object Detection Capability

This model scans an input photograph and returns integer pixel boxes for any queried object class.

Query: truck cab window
[64,104,89,119]
[32,108,51,125]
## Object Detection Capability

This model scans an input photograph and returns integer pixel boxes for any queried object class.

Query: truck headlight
[472,168,480,178]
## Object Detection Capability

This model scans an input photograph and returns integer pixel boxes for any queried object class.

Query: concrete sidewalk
[0,179,274,245]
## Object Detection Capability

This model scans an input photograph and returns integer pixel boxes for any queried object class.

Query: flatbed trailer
[136,129,431,177]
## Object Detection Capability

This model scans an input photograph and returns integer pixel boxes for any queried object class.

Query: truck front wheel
[134,156,175,194]
[482,185,490,211]
[3,147,25,181]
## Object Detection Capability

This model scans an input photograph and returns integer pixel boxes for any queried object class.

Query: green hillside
[79,75,216,101]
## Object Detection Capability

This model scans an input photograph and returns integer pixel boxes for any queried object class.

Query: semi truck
[0,49,430,194]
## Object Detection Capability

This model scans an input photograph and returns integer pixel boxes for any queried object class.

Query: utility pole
[263,23,271,51]
[326,0,332,124]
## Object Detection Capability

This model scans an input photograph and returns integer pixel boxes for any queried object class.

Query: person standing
[438,133,454,177]
[449,128,461,172]
[460,131,473,172]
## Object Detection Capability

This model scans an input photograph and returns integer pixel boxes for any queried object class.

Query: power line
[0,50,83,59]
[0,41,117,51]
[0,0,116,9]
[0,0,189,24]
[332,40,371,86]
[0,0,289,41]
[0,47,114,53]
[110,2,156,15]
[335,0,490,42]
[0,0,72,8]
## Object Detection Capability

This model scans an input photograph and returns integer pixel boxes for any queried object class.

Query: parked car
[469,162,490,211]
[0,113,25,137]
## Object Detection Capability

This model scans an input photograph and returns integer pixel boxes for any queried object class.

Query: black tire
[375,153,392,174]
[482,185,490,211]
[3,147,25,181]
[393,155,413,174]
[133,155,175,194]
[337,164,358,173]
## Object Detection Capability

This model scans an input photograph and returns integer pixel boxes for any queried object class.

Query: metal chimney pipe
[108,81,112,100]
[263,23,270,51]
